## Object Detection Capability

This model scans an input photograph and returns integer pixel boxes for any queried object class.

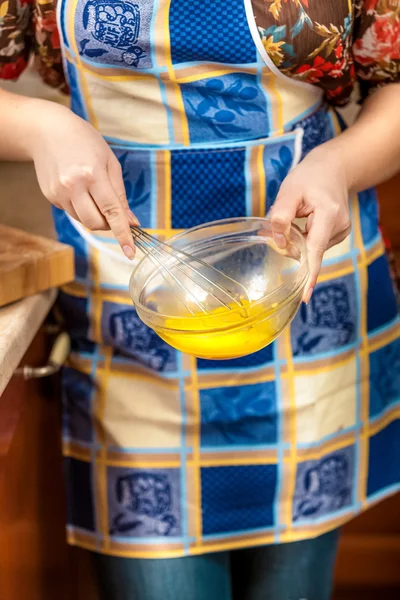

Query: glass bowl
[129,217,309,360]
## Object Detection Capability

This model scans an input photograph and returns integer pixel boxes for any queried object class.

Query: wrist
[25,100,70,160]
[304,139,352,192]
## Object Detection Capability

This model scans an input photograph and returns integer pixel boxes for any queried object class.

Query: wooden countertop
[0,290,56,396]
[0,161,67,395]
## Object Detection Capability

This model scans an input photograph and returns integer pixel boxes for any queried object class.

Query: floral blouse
[0,0,399,102]
[252,0,400,104]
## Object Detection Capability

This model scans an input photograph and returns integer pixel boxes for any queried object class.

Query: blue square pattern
[52,207,89,279]
[64,457,95,531]
[169,0,257,65]
[369,338,400,419]
[291,274,358,357]
[101,302,178,373]
[70,337,97,355]
[200,381,278,448]
[264,142,295,210]
[62,367,94,444]
[197,344,274,371]
[292,446,355,523]
[57,292,91,342]
[292,107,334,159]
[367,254,398,333]
[171,147,246,229]
[180,74,269,144]
[107,467,182,538]
[201,465,277,535]
[358,188,380,247]
[112,148,153,228]
[367,419,400,497]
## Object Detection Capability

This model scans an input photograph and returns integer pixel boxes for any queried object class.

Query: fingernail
[273,232,287,249]
[123,245,135,259]
[127,210,138,225]
[304,287,314,305]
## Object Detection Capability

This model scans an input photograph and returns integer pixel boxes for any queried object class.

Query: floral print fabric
[0,0,67,92]
[252,0,400,105]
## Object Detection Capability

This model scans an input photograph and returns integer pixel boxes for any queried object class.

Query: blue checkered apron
[55,0,400,557]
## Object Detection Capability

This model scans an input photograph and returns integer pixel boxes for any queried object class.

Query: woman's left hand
[269,144,351,304]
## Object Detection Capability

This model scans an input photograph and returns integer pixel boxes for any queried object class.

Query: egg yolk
[154,300,284,360]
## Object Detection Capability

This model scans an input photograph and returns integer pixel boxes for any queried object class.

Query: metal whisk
[131,226,249,315]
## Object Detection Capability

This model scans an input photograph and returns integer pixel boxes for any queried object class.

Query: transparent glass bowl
[129,217,309,360]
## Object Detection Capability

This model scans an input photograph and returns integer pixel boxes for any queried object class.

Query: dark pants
[92,528,340,600]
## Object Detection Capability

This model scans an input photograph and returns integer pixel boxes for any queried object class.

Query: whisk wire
[133,229,233,312]
[133,235,211,315]
[131,226,247,314]
[134,228,240,303]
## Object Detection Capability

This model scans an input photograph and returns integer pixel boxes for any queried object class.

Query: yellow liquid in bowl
[152,300,294,360]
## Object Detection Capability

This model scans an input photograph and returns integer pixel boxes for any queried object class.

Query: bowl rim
[130,216,309,326]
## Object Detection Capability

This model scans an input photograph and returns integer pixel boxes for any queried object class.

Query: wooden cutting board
[0,225,75,307]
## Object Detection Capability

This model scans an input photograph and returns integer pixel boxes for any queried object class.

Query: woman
[1,0,400,598]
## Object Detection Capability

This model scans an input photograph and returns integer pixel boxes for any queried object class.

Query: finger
[62,200,80,222]
[108,154,139,226]
[89,171,136,259]
[70,188,108,231]
[270,181,303,249]
[297,204,312,219]
[301,224,351,304]
[46,187,69,211]
[326,224,351,249]
[303,210,335,303]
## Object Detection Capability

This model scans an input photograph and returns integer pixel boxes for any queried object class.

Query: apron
[55,0,400,558]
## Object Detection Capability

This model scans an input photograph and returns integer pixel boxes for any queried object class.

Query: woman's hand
[270,144,351,303]
[30,103,137,259]
[270,85,400,304]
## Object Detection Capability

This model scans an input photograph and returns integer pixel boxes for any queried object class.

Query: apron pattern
[112,149,152,226]
[168,0,257,65]
[108,470,182,538]
[292,449,354,523]
[104,304,178,372]
[290,276,358,356]
[75,0,153,67]
[56,0,400,558]
[180,73,270,143]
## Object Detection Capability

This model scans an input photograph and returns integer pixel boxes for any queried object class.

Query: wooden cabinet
[378,173,400,262]
[0,327,67,599]
[0,327,98,600]
[335,496,400,588]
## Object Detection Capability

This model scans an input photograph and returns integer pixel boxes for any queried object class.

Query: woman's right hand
[30,103,137,259]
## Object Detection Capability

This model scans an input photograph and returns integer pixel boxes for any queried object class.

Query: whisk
[131,226,249,316]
